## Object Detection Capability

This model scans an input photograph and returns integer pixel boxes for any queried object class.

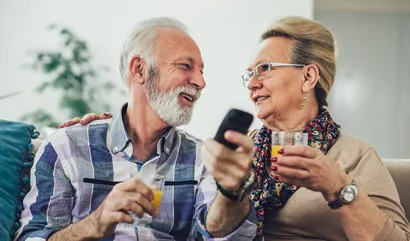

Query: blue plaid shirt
[16,106,257,240]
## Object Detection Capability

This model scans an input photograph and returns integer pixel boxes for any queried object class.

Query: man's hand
[85,178,158,239]
[57,112,112,128]
[202,130,254,191]
[201,130,255,237]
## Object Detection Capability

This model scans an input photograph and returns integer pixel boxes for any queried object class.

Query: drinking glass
[271,131,308,175]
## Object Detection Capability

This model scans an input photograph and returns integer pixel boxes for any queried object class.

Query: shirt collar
[110,103,131,155]
[110,103,177,158]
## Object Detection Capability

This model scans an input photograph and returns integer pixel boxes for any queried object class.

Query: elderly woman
[63,17,409,241]
[244,16,410,241]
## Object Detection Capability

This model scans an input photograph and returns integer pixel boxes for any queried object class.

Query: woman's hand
[57,112,112,128]
[270,146,351,201]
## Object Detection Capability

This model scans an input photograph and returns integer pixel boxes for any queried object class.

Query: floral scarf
[250,106,341,240]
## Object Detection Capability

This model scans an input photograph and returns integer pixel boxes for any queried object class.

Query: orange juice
[271,145,283,157]
[270,145,283,176]
[152,190,163,210]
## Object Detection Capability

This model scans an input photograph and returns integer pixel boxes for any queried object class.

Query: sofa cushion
[383,159,410,222]
[0,120,39,241]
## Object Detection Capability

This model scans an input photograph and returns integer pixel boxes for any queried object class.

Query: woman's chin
[255,105,278,121]
[255,109,270,120]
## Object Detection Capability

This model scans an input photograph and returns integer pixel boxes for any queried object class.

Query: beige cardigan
[252,133,410,240]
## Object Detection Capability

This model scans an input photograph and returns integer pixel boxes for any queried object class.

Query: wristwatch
[216,173,255,202]
[328,179,359,210]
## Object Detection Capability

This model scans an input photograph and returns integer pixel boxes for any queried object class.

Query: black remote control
[214,109,254,150]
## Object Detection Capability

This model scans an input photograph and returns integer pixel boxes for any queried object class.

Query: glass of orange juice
[129,171,165,227]
[271,131,308,176]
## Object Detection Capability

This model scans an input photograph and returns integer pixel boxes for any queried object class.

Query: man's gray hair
[119,17,189,84]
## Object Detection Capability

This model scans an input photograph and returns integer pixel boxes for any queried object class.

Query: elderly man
[15,17,256,240]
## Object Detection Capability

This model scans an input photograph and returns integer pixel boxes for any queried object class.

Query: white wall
[315,11,410,158]
[0,0,313,139]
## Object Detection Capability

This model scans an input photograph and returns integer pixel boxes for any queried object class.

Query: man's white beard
[144,67,200,127]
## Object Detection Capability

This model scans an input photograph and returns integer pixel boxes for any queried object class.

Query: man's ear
[302,64,320,93]
[129,56,146,84]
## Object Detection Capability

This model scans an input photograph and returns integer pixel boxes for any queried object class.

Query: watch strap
[216,173,255,202]
[328,199,343,210]
[216,182,240,201]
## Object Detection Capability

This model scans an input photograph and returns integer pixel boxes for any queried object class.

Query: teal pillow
[0,120,39,241]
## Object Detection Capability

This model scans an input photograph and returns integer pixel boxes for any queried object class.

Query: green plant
[21,24,123,128]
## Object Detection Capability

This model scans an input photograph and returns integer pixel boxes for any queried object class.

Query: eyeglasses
[242,62,306,87]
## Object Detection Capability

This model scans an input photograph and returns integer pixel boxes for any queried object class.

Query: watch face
[343,187,355,202]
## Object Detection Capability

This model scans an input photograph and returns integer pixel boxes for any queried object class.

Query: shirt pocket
[72,181,113,219]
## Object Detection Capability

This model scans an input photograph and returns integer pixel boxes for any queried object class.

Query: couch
[383,159,410,221]
[0,120,409,241]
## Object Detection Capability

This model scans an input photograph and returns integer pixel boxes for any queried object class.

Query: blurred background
[0,0,409,158]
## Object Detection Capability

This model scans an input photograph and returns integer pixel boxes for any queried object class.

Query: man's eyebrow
[175,56,204,70]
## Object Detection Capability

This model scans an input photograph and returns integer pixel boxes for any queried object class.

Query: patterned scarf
[250,106,341,240]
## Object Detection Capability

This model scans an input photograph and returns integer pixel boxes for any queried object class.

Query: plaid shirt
[15,106,257,241]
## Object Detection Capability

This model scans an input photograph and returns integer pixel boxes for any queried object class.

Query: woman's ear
[302,64,320,93]
[129,56,146,85]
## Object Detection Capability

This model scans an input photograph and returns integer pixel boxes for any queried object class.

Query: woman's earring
[300,93,307,109]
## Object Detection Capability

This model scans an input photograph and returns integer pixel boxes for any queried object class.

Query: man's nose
[189,71,206,90]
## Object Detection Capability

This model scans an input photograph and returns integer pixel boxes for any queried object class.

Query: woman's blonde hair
[261,16,336,106]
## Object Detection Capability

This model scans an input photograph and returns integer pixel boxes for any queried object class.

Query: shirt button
[113,146,119,151]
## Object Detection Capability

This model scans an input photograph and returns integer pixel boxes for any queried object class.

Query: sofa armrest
[383,159,410,222]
